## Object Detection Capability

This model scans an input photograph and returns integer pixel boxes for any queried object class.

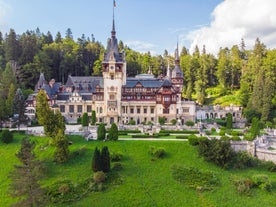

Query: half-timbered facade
[26,18,196,125]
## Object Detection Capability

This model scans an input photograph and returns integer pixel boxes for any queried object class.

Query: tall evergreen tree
[82,112,89,128]
[35,90,51,126]
[97,123,106,140]
[92,147,101,172]
[13,88,28,130]
[91,110,96,125]
[6,83,16,117]
[54,129,69,163]
[108,123,118,141]
[226,113,233,129]
[4,29,21,62]
[9,137,45,207]
[101,146,110,173]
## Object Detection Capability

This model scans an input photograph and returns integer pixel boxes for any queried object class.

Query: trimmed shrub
[149,146,166,158]
[1,129,13,144]
[251,174,272,192]
[220,136,230,141]
[171,119,177,125]
[231,136,241,141]
[110,152,123,162]
[185,120,195,127]
[188,135,204,146]
[129,120,136,125]
[219,130,225,136]
[159,130,199,134]
[93,171,106,183]
[175,135,189,139]
[211,128,216,132]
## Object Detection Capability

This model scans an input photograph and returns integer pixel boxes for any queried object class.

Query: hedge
[159,130,199,134]
[132,134,159,138]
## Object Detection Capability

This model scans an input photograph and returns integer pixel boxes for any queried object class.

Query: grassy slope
[1,134,276,207]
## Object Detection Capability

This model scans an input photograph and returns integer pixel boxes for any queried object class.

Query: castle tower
[102,11,126,124]
[171,43,184,104]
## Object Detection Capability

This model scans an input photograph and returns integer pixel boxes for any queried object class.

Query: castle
[26,16,197,125]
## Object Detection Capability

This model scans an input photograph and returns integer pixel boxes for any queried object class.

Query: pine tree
[54,129,69,163]
[101,146,110,173]
[13,88,28,130]
[9,137,45,207]
[92,147,101,172]
[108,123,118,141]
[97,123,106,140]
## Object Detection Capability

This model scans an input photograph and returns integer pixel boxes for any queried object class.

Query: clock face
[110,66,114,70]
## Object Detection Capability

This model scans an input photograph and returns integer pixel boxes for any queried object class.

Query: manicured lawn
[1,133,276,207]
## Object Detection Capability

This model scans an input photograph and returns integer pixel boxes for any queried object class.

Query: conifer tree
[10,137,45,207]
[82,112,89,129]
[92,147,101,172]
[97,123,106,140]
[108,123,118,141]
[101,146,110,173]
[226,113,233,129]
[13,88,28,130]
[54,129,69,163]
[91,110,96,125]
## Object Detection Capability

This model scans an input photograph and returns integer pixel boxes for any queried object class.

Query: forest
[0,28,276,124]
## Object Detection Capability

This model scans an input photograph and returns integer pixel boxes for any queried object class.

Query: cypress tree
[101,146,110,173]
[97,123,106,140]
[108,123,118,141]
[91,110,96,125]
[226,113,233,129]
[82,112,89,128]
[92,147,101,172]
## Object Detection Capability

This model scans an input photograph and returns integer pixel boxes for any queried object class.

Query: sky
[0,0,276,55]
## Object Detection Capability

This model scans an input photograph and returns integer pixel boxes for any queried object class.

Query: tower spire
[112,0,116,38]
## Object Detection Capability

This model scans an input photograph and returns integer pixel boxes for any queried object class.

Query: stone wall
[256,149,276,163]
[231,140,276,164]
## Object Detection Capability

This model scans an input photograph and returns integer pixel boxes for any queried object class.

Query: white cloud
[187,0,276,55]
[125,40,157,55]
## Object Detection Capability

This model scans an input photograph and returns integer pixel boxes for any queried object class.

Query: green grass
[2,133,276,207]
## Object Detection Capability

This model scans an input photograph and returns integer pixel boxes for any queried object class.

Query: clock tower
[102,16,126,124]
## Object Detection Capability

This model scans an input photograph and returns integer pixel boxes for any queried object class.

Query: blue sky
[1,0,276,55]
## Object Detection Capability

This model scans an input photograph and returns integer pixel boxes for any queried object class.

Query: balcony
[107,100,117,107]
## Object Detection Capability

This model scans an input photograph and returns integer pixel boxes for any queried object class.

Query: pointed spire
[175,42,180,61]
[111,0,116,38]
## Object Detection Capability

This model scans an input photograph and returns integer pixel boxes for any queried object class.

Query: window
[110,94,115,100]
[87,105,92,112]
[77,105,82,113]
[111,75,114,80]
[130,108,134,114]
[137,108,140,114]
[151,108,154,114]
[163,108,169,114]
[163,96,170,101]
[69,105,74,113]
[60,105,65,113]
[100,107,103,113]
[144,108,147,114]
[183,107,189,113]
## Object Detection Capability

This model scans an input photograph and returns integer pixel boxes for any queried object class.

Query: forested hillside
[0,28,276,123]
